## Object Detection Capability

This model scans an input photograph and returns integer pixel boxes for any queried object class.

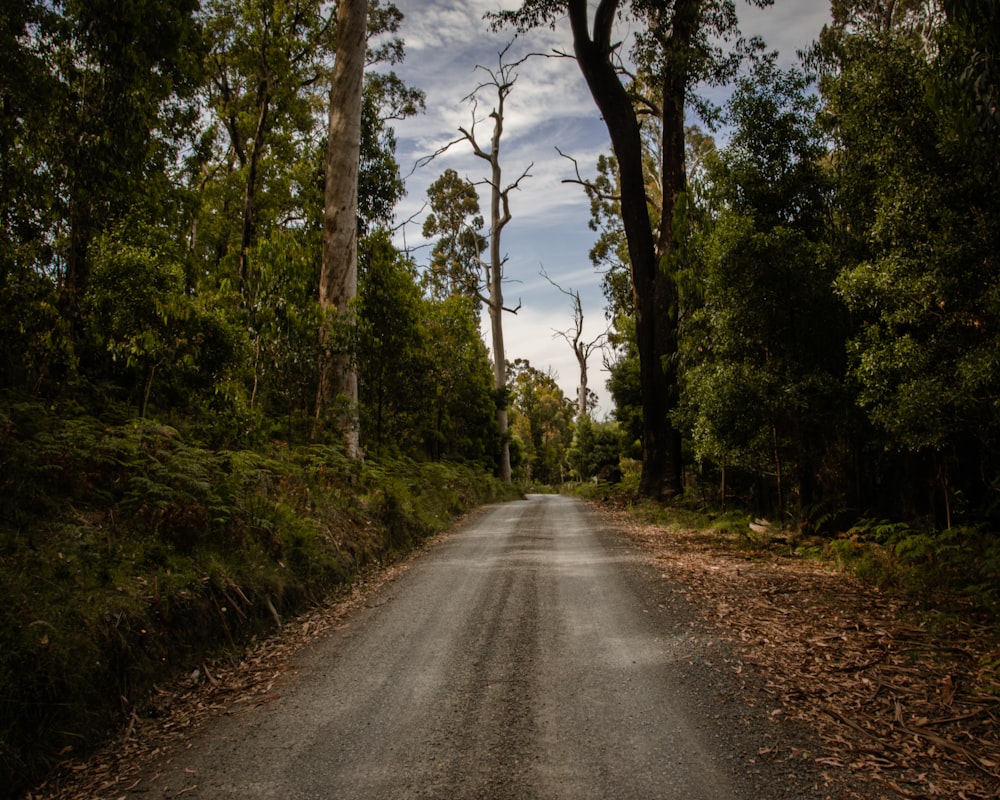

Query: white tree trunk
[316,0,367,458]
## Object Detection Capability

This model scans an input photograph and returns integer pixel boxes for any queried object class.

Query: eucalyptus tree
[491,0,768,499]
[436,45,532,483]
[421,168,487,300]
[0,1,63,391]
[420,295,499,464]
[316,0,367,457]
[0,0,56,270]
[356,229,425,457]
[937,0,999,138]
[356,230,499,464]
[680,59,843,515]
[2,0,202,333]
[819,0,1000,523]
[507,359,576,485]
[194,0,339,289]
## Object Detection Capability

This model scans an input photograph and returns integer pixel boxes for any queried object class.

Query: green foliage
[605,315,643,459]
[825,16,1000,518]
[357,230,429,457]
[419,296,499,464]
[567,417,624,483]
[356,234,498,464]
[507,359,576,485]
[678,59,846,515]
[0,400,515,794]
[830,520,1000,615]
[420,168,486,300]
[0,265,76,394]
[84,229,245,426]
[242,231,323,442]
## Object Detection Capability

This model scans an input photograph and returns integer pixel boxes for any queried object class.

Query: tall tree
[491,0,766,499]
[356,229,426,456]
[38,0,202,325]
[822,4,1000,524]
[198,0,335,289]
[508,359,576,485]
[679,59,844,516]
[316,0,367,457]
[420,295,500,465]
[451,46,532,483]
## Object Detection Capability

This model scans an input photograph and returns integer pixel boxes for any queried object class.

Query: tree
[316,0,367,457]
[421,169,487,300]
[448,45,532,483]
[85,226,242,424]
[507,359,576,484]
[243,231,324,442]
[491,0,767,499]
[937,0,1000,139]
[681,60,847,517]
[13,0,203,331]
[420,295,500,465]
[542,268,606,419]
[356,229,426,456]
[196,0,338,290]
[822,9,1000,525]
[567,416,624,483]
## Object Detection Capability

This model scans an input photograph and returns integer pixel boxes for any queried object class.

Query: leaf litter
[597,503,1000,800]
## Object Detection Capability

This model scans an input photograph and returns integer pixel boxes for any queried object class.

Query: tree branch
[555,147,620,200]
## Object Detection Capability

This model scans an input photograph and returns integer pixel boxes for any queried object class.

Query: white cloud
[738,0,829,64]
[386,0,833,417]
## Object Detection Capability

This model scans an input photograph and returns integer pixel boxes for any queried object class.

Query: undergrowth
[569,478,1000,623]
[0,401,518,797]
[829,519,1000,617]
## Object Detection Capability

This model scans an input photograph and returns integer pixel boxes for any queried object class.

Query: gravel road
[128,494,841,799]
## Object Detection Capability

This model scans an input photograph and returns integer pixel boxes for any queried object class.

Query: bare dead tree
[456,43,533,482]
[406,42,532,481]
[541,267,607,420]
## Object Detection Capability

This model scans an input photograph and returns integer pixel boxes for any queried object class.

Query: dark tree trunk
[568,0,687,499]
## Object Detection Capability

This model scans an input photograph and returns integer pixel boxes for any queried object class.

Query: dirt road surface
[116,495,843,799]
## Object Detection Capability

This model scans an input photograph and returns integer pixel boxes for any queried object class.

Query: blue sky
[386,1,833,418]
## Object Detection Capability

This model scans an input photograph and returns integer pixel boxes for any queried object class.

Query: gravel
[90,495,864,799]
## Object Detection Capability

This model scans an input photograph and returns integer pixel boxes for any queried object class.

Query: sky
[385,1,833,418]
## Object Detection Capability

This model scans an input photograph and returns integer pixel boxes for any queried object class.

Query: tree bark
[237,93,270,290]
[316,0,366,458]
[486,104,512,483]
[459,51,530,484]
[568,0,686,498]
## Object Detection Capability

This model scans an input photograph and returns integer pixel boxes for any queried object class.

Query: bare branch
[390,202,427,235]
[556,147,620,201]
[407,133,467,176]
[540,264,608,418]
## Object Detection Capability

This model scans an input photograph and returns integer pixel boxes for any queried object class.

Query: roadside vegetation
[0,398,517,795]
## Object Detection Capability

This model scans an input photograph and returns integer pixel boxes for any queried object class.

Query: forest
[1,0,998,793]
